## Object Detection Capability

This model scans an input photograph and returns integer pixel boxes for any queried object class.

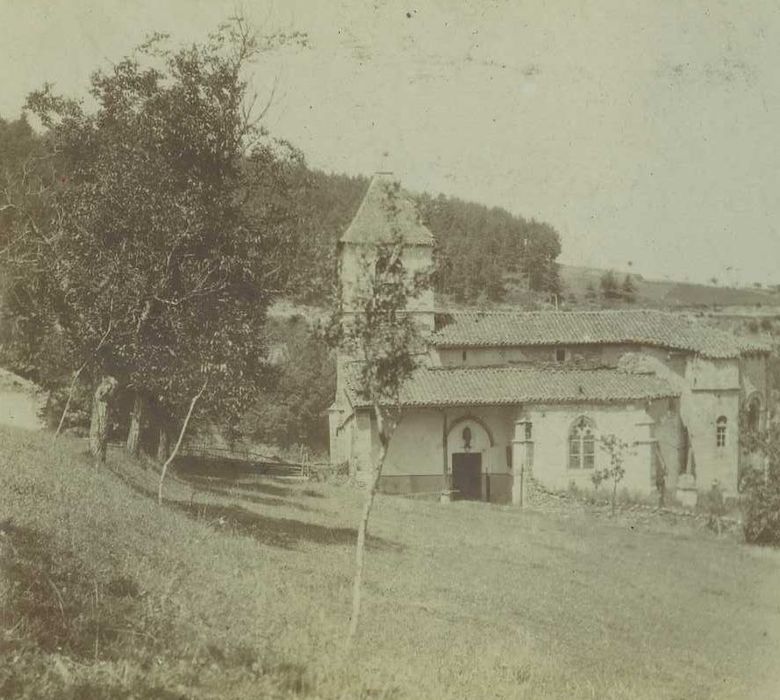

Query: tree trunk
[158,379,207,505]
[611,478,618,517]
[126,392,145,457]
[57,323,112,439]
[89,376,117,464]
[347,403,394,646]
[157,422,170,463]
[347,440,387,646]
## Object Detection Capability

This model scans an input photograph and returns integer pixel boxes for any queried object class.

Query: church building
[328,173,771,504]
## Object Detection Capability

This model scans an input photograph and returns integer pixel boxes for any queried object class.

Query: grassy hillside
[558,264,780,310]
[3,426,780,698]
[418,264,780,313]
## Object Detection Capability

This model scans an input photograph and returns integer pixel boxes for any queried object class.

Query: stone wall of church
[378,406,516,502]
[339,243,435,329]
[357,401,669,500]
[681,395,741,493]
[740,354,768,413]
[523,402,657,494]
[436,343,688,374]
[679,357,741,494]
[435,342,748,495]
[645,396,686,493]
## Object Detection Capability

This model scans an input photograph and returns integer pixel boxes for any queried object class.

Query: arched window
[569,417,596,470]
[716,416,727,448]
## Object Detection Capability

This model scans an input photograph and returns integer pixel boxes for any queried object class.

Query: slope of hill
[3,426,780,699]
[0,368,45,431]
[558,264,780,310]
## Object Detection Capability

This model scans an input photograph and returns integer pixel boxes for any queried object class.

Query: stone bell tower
[328,172,436,465]
[337,171,435,331]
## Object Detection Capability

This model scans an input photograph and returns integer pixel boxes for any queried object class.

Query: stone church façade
[328,173,770,504]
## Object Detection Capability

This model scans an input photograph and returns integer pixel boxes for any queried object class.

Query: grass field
[557,265,780,309]
[2,425,780,699]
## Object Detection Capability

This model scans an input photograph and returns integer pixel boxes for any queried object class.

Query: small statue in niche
[462,426,472,450]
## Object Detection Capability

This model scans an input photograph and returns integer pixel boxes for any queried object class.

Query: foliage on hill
[560,264,780,310]
[419,193,561,302]
[242,314,335,450]
[269,169,563,306]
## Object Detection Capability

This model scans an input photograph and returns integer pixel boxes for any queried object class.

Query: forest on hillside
[0,108,561,452]
[265,167,562,306]
[1,116,562,308]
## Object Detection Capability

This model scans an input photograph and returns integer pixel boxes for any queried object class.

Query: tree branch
[158,377,208,505]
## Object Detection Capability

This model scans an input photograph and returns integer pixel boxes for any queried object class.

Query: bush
[741,465,780,545]
[739,420,780,546]
[699,481,727,534]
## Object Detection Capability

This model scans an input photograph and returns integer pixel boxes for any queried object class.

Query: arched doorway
[447,416,494,500]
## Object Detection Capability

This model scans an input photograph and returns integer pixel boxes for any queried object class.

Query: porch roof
[344,364,679,409]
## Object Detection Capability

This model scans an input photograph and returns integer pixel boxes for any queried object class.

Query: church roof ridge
[432,308,769,358]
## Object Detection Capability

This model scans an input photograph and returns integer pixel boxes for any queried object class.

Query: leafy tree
[329,188,429,644]
[3,19,302,467]
[276,169,367,304]
[600,270,621,301]
[584,281,598,303]
[0,115,66,383]
[621,274,637,303]
[521,220,561,294]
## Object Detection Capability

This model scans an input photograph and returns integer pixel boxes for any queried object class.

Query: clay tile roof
[339,173,435,246]
[344,365,678,409]
[432,309,769,359]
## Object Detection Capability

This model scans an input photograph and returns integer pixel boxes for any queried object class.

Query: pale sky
[2,0,779,286]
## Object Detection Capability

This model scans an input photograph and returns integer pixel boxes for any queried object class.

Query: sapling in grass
[591,434,632,516]
[328,180,431,646]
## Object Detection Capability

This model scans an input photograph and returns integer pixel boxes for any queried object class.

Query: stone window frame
[568,416,597,470]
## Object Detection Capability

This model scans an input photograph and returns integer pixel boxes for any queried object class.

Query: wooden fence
[91,439,330,479]
[178,443,329,479]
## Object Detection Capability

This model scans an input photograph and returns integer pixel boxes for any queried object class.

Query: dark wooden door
[452,452,482,500]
